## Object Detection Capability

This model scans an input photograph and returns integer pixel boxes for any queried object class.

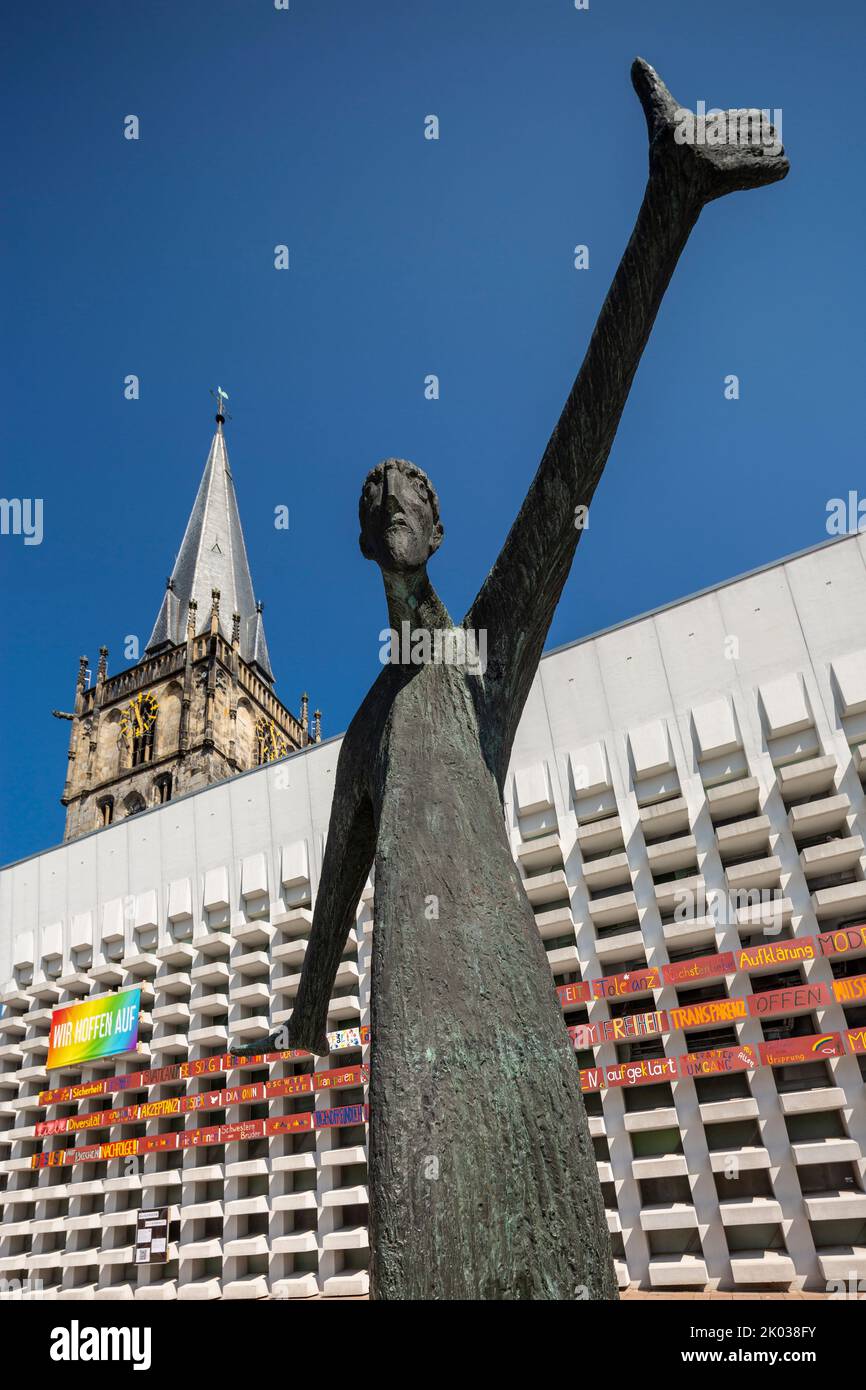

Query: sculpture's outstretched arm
[279,738,375,1056]
[466,59,788,773]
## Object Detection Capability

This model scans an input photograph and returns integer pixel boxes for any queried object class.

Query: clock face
[120,691,159,741]
[256,716,288,763]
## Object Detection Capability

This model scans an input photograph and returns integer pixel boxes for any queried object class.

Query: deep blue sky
[2,0,864,864]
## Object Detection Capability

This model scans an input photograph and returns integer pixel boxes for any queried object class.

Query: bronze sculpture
[235,59,788,1299]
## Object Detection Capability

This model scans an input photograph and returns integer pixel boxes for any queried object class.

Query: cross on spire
[210,386,230,426]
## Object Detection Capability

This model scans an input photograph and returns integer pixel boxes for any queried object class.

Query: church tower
[58,401,320,841]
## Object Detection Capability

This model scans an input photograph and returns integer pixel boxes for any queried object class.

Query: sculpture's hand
[227,1014,331,1060]
[280,1010,331,1059]
[632,58,789,202]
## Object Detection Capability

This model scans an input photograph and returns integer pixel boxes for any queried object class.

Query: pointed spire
[249,600,272,682]
[148,577,180,654]
[145,409,274,682]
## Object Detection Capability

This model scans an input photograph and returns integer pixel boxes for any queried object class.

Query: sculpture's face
[359,460,443,573]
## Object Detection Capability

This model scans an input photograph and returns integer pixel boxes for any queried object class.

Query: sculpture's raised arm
[467,59,788,768]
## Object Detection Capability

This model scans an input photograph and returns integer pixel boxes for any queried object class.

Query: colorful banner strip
[832,974,866,1004]
[567,977,860,1047]
[46,988,141,1070]
[34,1065,369,1137]
[578,1031,854,1092]
[758,1033,846,1065]
[30,1105,370,1168]
[37,1026,370,1107]
[556,922,866,1010]
[27,924,866,1123]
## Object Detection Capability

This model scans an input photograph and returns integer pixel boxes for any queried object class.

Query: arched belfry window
[132,717,156,767]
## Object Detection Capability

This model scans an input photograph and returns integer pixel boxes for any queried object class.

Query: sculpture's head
[358,458,443,573]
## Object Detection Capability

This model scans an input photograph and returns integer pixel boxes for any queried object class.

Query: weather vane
[210,386,231,422]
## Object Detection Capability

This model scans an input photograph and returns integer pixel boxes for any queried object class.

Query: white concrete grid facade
[2,530,866,1297]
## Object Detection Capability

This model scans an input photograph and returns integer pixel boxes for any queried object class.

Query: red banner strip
[557,923,866,1012]
[30,1104,369,1167]
[29,924,866,1109]
[758,1032,845,1065]
[569,978,843,1047]
[38,1029,370,1107]
[34,1065,368,1137]
[833,973,866,1004]
[579,1033,843,1092]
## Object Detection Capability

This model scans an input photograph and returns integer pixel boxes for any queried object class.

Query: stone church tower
[58,404,320,841]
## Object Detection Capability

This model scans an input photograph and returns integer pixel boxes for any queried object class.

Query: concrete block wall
[2,531,866,1296]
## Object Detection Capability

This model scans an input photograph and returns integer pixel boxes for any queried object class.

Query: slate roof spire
[145,406,274,683]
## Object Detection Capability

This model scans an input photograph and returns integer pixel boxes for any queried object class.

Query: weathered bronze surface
[237,60,788,1300]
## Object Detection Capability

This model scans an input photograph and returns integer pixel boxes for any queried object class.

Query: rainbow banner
[47,988,141,1070]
